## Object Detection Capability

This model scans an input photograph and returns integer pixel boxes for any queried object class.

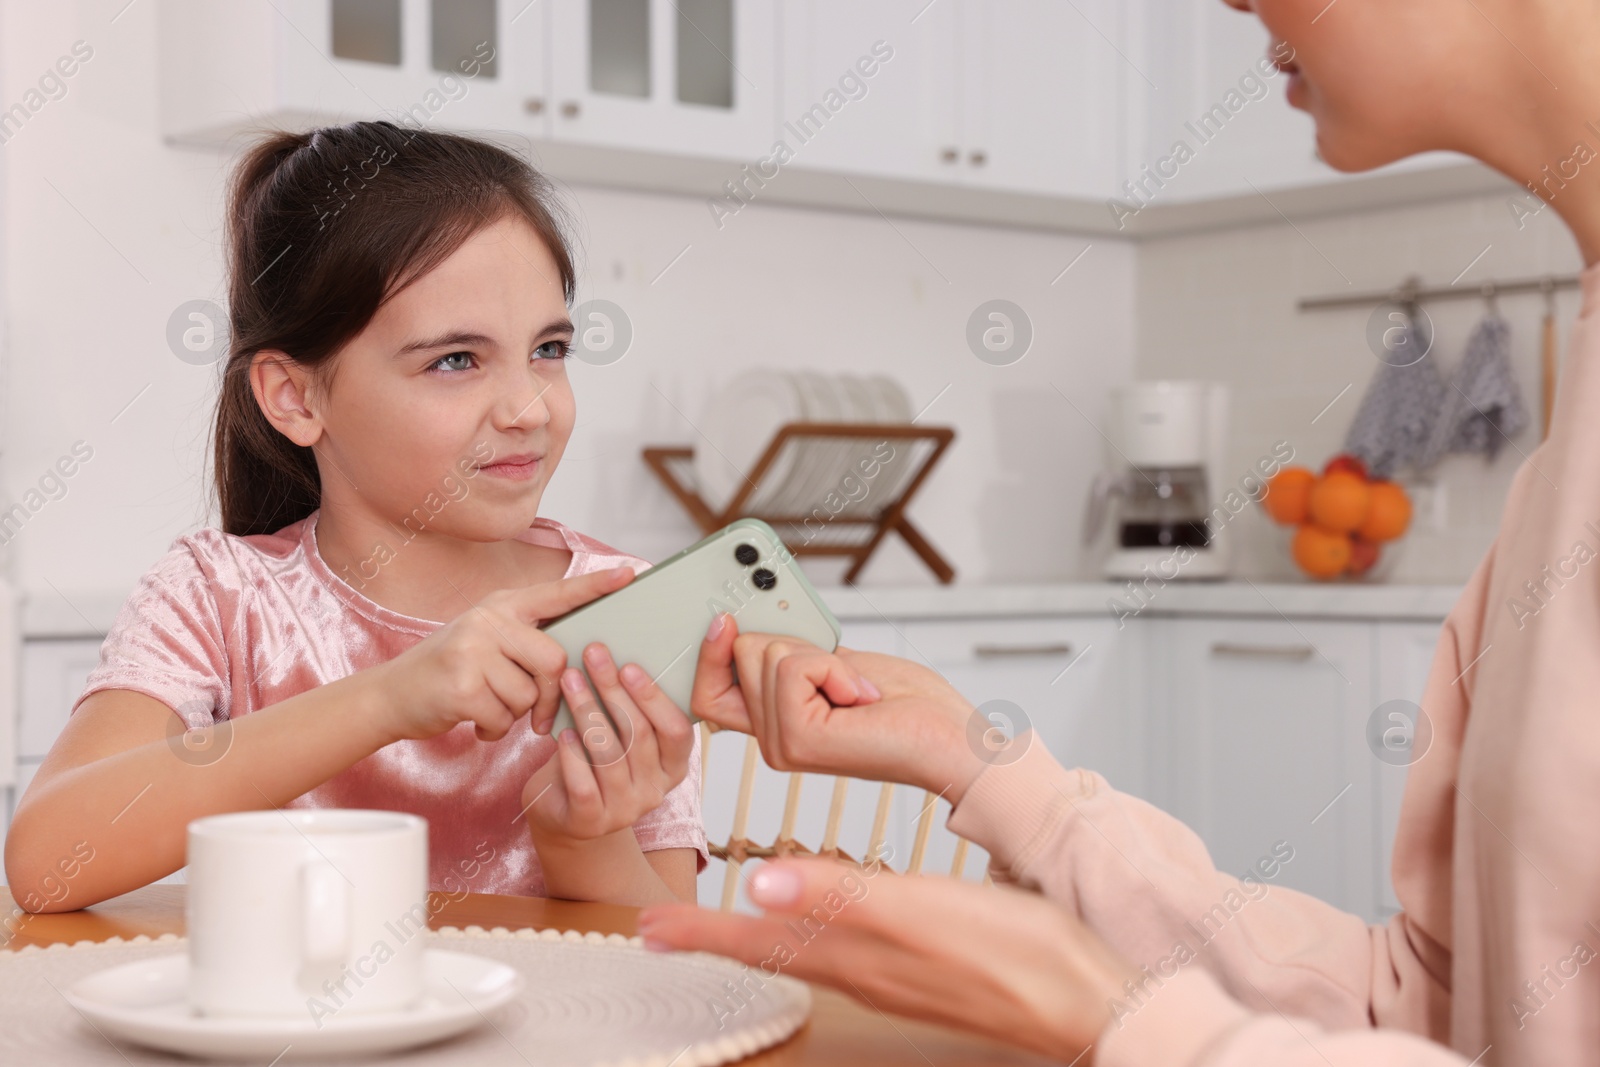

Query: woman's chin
[1311,125,1414,174]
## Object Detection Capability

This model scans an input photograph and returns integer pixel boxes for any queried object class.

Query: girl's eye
[534,339,571,361]
[428,351,475,373]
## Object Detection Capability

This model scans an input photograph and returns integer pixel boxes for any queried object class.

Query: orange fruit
[1262,467,1316,525]
[1348,538,1381,576]
[1323,453,1370,480]
[1309,471,1371,533]
[1293,524,1353,579]
[1358,481,1412,542]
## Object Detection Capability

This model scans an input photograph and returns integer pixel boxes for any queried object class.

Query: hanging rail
[1297,272,1582,312]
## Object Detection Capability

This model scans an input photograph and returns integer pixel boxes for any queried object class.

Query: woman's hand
[637,857,1134,1062]
[519,641,695,844]
[690,614,993,805]
[370,566,636,746]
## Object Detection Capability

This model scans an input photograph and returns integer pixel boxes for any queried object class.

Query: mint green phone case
[542,518,842,739]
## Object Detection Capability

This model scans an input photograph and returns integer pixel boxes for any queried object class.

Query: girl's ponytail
[209,122,576,536]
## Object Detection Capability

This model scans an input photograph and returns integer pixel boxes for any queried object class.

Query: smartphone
[541,518,842,739]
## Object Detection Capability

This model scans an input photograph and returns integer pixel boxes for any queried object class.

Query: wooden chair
[696,721,991,911]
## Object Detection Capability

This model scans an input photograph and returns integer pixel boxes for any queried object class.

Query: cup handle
[300,858,349,970]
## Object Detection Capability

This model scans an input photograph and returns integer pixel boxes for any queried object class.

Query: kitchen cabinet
[777,0,1130,199]
[774,1,956,185]
[1150,617,1378,919]
[156,0,1482,230]
[1133,0,1468,207]
[160,0,546,144]
[547,0,778,158]
[955,0,1131,199]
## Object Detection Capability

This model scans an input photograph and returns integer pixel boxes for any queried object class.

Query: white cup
[185,809,430,1023]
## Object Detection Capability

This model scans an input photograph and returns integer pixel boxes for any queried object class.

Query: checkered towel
[1425,314,1527,461]
[1343,309,1446,479]
[1345,311,1528,477]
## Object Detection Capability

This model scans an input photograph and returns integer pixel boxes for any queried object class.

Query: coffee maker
[1084,380,1231,581]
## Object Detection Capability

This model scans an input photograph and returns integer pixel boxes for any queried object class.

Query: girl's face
[310,213,575,541]
[1221,0,1471,170]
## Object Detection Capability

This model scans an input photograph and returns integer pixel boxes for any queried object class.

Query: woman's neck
[1459,21,1600,267]
[312,502,571,623]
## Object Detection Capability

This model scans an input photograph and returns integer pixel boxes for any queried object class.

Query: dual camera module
[733,542,777,590]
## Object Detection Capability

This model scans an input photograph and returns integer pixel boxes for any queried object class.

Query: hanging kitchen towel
[1342,308,1448,479]
[1428,313,1528,460]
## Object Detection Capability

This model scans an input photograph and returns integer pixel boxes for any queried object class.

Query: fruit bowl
[1259,455,1413,582]
[1270,520,1404,582]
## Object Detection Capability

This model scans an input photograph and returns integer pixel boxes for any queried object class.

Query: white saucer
[63,948,522,1060]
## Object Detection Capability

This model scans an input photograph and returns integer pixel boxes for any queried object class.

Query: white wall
[0,0,1137,616]
[1135,193,1585,583]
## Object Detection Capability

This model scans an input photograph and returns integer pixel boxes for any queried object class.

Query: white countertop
[20,580,1462,639]
[817,581,1461,622]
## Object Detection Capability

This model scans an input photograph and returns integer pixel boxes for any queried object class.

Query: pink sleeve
[631,725,710,873]
[946,740,1454,1064]
[71,542,231,728]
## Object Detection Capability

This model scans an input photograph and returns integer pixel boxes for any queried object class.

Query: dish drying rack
[642,422,956,585]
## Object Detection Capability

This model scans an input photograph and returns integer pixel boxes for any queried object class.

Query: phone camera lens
[752,568,777,590]
[734,543,760,566]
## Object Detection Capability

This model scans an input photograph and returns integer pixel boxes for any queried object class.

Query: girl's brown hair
[211,120,576,537]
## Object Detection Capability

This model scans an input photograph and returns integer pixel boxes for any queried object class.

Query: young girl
[4,121,705,912]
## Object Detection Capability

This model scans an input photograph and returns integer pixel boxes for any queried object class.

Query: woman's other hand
[690,613,995,805]
[637,857,1134,1063]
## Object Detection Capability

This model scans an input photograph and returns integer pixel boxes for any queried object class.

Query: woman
[637,0,1600,1063]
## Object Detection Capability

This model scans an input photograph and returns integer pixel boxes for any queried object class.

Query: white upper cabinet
[956,0,1131,199]
[160,0,546,141]
[775,0,956,185]
[1133,0,1469,206]
[776,0,1131,199]
[547,0,777,158]
[156,0,1482,226]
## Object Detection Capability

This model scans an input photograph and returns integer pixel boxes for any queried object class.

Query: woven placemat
[0,925,811,1065]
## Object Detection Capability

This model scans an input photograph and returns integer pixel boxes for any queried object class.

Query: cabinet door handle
[560,100,581,119]
[968,149,987,166]
[1209,642,1315,661]
[524,97,545,115]
[973,642,1073,658]
[940,147,959,164]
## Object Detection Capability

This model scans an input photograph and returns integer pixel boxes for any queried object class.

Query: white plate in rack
[784,371,849,520]
[693,370,805,516]
[862,374,915,506]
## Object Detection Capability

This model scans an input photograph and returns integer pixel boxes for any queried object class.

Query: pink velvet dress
[71,509,707,897]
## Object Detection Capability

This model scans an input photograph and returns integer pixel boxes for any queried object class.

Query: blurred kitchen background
[0,1,1584,916]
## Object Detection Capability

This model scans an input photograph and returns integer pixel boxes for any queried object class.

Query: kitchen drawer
[1151,617,1377,917]
[896,615,1144,795]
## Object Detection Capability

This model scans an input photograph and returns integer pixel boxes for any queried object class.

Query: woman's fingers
[690,613,753,732]
[638,858,890,958]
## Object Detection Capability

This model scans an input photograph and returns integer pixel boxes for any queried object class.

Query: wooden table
[0,884,1053,1066]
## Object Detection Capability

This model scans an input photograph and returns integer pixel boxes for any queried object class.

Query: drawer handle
[973,643,1074,658]
[1210,642,1315,661]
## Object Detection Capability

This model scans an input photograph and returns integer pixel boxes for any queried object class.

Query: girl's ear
[250,350,323,447]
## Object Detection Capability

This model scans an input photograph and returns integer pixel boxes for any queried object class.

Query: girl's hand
[636,857,1134,1062]
[520,642,695,844]
[690,614,992,805]
[370,566,636,745]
